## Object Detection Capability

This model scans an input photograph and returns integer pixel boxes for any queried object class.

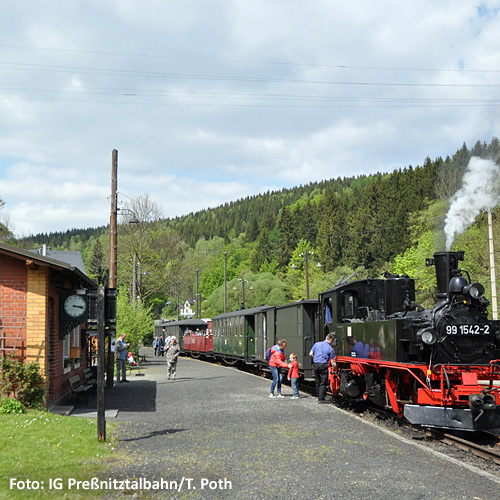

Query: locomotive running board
[404,405,500,432]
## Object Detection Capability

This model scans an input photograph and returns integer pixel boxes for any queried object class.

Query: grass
[0,410,120,499]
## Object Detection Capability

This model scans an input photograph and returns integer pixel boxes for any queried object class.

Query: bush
[0,398,27,414]
[0,355,45,408]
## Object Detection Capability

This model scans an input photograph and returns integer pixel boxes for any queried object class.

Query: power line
[1,60,500,88]
[1,95,499,109]
[1,81,499,106]
[1,43,499,74]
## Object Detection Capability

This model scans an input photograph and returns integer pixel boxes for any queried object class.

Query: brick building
[0,242,97,407]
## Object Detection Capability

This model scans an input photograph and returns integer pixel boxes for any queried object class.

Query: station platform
[74,352,500,499]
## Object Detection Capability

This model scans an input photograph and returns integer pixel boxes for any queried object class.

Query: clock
[63,294,88,319]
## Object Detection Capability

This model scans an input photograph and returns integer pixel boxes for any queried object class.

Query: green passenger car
[212,306,274,363]
[274,300,319,379]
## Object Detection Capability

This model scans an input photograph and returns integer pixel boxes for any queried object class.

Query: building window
[63,326,80,372]
[63,334,71,374]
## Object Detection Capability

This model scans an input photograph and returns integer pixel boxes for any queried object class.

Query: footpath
[81,351,500,499]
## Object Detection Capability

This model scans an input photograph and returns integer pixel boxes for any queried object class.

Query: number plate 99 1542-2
[445,324,490,335]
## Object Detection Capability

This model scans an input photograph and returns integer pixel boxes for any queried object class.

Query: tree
[88,239,108,286]
[277,206,298,268]
[117,194,184,308]
[244,215,260,243]
[0,196,14,243]
[316,187,345,271]
[116,287,155,351]
[250,228,273,272]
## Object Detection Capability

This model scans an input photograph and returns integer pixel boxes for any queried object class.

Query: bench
[127,361,143,376]
[67,375,92,405]
[137,348,148,363]
[83,368,97,387]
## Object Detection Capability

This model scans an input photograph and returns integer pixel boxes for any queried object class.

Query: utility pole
[110,150,118,289]
[107,150,118,387]
[223,252,228,313]
[488,208,498,320]
[132,253,137,309]
[195,269,200,319]
[304,249,310,300]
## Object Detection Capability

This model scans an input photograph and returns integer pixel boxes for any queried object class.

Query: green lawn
[0,411,121,499]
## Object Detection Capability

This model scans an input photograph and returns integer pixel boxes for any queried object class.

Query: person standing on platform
[309,333,336,403]
[165,336,180,380]
[269,340,291,398]
[115,333,130,383]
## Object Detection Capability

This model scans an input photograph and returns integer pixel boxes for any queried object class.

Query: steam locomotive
[321,251,500,431]
[156,251,500,431]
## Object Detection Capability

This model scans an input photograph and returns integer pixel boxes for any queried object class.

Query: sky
[0,1,499,237]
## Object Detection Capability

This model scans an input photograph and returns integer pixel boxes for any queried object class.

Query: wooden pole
[107,150,118,387]
[97,286,106,441]
[305,249,310,300]
[223,252,227,313]
[110,150,118,289]
[132,253,137,309]
[195,269,199,319]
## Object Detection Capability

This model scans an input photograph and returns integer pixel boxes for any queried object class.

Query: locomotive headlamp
[417,328,437,345]
[463,283,485,299]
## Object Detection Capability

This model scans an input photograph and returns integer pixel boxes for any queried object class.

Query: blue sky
[1,1,500,236]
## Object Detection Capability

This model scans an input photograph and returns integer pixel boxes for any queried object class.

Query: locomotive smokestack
[426,251,464,299]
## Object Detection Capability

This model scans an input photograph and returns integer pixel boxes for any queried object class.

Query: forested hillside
[11,138,500,322]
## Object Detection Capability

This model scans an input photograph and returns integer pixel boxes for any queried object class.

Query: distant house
[0,242,97,408]
[180,300,194,318]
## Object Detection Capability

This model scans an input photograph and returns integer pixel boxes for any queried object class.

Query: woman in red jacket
[269,340,291,398]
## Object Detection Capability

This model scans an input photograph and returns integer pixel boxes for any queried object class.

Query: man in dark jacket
[309,333,336,403]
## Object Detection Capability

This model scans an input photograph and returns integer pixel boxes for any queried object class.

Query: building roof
[30,248,87,275]
[0,242,96,288]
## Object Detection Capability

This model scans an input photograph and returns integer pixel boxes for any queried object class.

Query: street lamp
[195,269,200,319]
[233,278,252,309]
[290,249,322,300]
[223,252,228,313]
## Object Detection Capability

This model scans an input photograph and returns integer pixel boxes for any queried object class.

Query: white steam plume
[444,157,500,250]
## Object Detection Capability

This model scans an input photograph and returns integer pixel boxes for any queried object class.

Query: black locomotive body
[320,251,500,431]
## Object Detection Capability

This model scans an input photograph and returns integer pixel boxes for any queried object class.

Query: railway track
[425,429,500,466]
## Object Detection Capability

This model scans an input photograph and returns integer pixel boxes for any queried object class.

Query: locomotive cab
[320,276,416,361]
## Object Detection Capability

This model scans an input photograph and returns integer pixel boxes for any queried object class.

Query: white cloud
[0,1,499,237]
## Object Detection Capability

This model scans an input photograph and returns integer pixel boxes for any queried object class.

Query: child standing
[287,353,300,399]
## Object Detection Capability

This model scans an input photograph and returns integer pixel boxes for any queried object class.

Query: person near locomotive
[287,352,300,399]
[309,333,336,403]
[153,336,159,357]
[165,336,180,380]
[269,340,291,398]
[115,332,130,383]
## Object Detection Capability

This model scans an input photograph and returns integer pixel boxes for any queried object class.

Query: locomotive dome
[449,275,468,294]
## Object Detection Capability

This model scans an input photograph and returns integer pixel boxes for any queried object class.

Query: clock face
[63,294,87,318]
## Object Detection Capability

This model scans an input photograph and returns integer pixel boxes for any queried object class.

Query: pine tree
[88,239,108,286]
